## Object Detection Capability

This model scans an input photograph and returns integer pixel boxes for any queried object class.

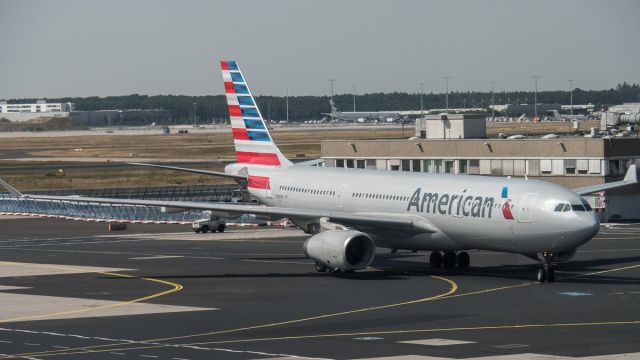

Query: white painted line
[109,353,126,356]
[39,332,66,337]
[399,338,476,346]
[0,340,12,344]
[128,255,184,260]
[92,337,119,341]
[24,343,40,346]
[52,346,70,349]
[494,344,530,349]
[140,356,159,359]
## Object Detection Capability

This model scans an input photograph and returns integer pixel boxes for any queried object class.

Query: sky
[1,0,639,98]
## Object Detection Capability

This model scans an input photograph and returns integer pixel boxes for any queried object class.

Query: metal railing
[0,184,258,224]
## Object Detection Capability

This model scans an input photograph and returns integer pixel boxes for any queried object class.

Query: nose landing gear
[537,252,556,283]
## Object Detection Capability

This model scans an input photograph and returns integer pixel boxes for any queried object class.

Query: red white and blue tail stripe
[221,60,292,168]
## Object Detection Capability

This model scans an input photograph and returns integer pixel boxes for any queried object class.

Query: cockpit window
[581,199,593,211]
[554,203,571,212]
[571,204,587,211]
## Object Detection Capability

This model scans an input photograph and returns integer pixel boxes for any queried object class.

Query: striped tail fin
[221,60,292,168]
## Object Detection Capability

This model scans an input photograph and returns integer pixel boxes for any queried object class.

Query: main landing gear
[429,251,470,270]
[537,252,556,283]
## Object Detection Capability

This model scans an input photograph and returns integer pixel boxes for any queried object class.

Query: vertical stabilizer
[221,60,292,168]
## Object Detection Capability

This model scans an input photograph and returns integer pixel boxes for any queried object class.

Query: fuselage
[240,165,600,256]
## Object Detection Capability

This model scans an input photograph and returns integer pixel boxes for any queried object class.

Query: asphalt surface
[0,217,638,360]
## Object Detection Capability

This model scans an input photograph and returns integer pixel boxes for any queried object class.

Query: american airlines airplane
[1,60,637,283]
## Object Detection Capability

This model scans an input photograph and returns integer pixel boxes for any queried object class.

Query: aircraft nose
[576,212,600,242]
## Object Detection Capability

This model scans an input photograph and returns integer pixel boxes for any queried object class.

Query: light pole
[328,79,337,101]
[352,85,356,112]
[490,81,495,119]
[532,75,541,119]
[569,78,574,116]
[420,82,424,118]
[443,76,451,113]
[285,86,289,123]
[193,102,197,126]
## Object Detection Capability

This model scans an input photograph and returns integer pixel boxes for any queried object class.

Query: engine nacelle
[303,229,375,271]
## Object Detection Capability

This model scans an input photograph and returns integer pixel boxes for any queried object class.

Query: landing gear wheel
[546,268,555,282]
[201,225,209,233]
[456,252,470,269]
[194,229,201,233]
[443,251,457,269]
[217,225,225,233]
[429,251,443,268]
[315,262,327,273]
[536,268,546,283]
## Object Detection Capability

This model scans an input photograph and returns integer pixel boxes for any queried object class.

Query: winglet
[624,164,637,183]
[0,178,24,198]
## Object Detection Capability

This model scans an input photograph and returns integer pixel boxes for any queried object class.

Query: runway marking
[558,292,592,297]
[128,255,184,260]
[9,257,640,359]
[0,261,184,324]
[26,261,640,358]
[398,338,476,346]
[166,319,640,346]
[0,276,456,359]
[493,344,530,349]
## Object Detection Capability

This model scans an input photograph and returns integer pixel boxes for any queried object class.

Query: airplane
[1,60,638,283]
[322,99,402,123]
[545,110,588,121]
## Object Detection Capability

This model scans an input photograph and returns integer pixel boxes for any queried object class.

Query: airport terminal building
[321,136,640,222]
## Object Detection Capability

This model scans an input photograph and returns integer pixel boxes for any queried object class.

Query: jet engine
[303,230,375,271]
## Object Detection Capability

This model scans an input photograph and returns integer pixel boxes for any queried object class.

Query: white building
[0,100,73,113]
[0,100,74,122]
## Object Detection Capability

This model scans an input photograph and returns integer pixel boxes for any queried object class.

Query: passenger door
[518,193,538,223]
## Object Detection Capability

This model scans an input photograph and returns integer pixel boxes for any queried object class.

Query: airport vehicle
[192,211,226,233]
[1,60,637,282]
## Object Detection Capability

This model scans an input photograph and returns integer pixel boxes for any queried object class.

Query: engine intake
[303,229,375,271]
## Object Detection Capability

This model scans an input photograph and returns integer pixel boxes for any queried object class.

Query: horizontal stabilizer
[127,163,246,180]
[293,159,326,167]
[0,178,24,198]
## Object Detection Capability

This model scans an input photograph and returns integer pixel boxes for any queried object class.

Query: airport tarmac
[0,216,638,360]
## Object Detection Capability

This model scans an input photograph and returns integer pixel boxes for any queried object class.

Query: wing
[0,180,438,236]
[572,164,637,195]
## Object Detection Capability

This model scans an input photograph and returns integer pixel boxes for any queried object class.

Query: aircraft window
[554,203,564,212]
[581,199,593,211]
[563,204,571,212]
[571,204,586,211]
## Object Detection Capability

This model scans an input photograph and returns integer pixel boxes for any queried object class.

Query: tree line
[7,83,639,124]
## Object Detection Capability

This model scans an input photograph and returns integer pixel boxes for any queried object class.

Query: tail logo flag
[220,60,292,168]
